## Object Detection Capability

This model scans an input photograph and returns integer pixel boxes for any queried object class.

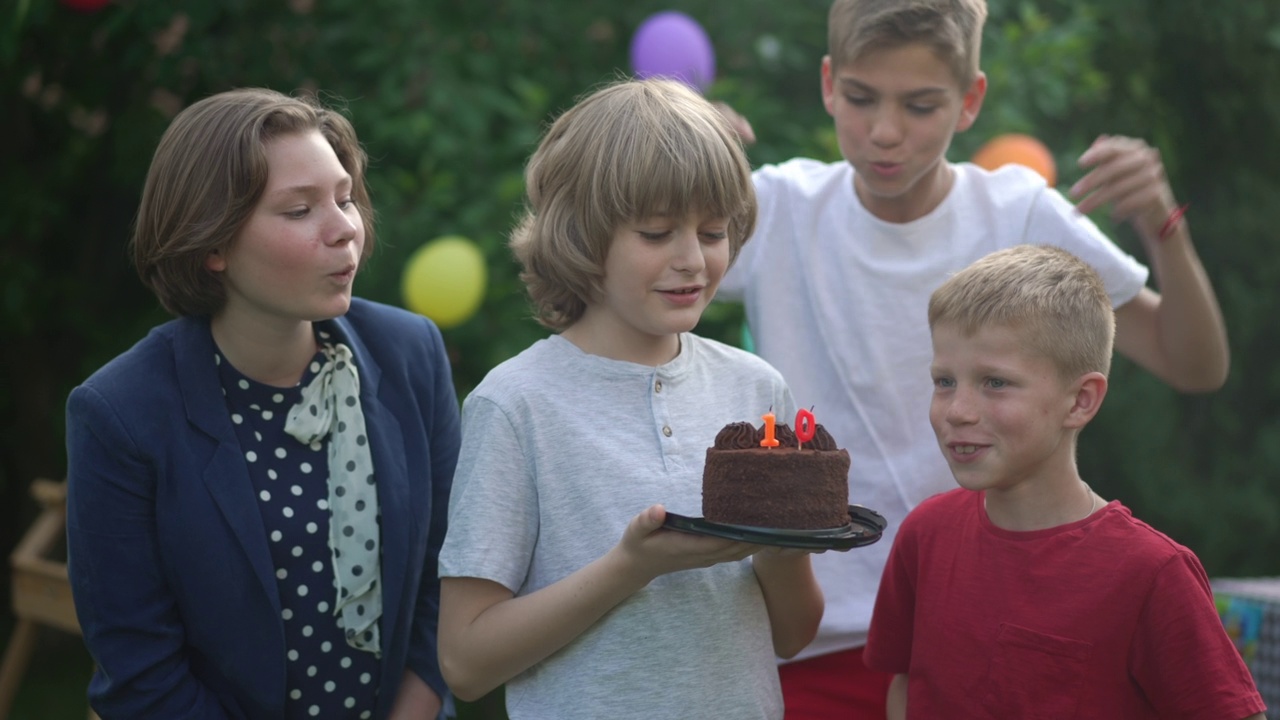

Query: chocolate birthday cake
[702,420,851,530]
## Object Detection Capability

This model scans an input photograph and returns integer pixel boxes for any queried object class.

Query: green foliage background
[3,0,1280,716]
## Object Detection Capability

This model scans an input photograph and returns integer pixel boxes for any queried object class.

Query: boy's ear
[205,249,226,272]
[955,72,987,133]
[1063,371,1108,429]
[821,55,837,117]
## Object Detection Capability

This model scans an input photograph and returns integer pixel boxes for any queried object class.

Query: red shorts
[779,646,892,719]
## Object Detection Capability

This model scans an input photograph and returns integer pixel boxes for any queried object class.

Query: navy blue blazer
[65,299,460,719]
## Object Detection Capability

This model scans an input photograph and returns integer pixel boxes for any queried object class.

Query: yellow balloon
[401,236,487,329]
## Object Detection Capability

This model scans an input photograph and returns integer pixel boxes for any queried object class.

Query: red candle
[760,411,780,448]
[795,408,816,448]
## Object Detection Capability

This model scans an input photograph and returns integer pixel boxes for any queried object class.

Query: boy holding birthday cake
[436,79,824,719]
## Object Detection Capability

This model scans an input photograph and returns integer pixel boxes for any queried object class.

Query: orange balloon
[971,133,1057,186]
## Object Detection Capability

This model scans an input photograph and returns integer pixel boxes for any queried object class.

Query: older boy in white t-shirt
[716,0,1229,716]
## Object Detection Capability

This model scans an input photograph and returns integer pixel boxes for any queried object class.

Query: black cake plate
[662,505,886,551]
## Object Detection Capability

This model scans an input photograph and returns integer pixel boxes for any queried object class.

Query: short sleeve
[720,166,786,301]
[1025,185,1149,308]
[1130,551,1265,720]
[864,510,921,674]
[437,394,538,593]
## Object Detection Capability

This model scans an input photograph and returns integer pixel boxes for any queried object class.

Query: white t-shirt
[718,158,1148,660]
[439,333,795,719]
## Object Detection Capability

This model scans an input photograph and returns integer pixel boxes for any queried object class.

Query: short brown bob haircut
[510,78,757,331]
[828,0,987,87]
[131,87,375,317]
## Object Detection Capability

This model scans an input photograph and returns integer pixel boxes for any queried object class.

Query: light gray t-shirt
[439,333,795,720]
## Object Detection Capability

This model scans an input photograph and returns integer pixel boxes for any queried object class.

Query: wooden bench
[0,478,98,720]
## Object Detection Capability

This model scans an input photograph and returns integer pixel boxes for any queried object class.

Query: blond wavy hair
[509,78,757,331]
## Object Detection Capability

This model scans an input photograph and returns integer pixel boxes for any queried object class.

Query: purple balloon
[629,11,716,92]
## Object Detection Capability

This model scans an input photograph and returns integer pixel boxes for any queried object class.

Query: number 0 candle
[795,408,816,448]
[760,411,780,448]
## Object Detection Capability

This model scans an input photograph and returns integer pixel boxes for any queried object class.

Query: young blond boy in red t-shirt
[864,244,1262,719]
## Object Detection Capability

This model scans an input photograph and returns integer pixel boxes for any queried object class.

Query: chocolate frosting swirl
[773,423,798,446]
[808,424,838,451]
[713,421,759,450]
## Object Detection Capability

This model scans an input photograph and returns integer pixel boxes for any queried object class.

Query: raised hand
[712,101,757,145]
[1071,134,1179,240]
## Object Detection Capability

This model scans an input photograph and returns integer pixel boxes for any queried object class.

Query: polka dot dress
[216,343,380,719]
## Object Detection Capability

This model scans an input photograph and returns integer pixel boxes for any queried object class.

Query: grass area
[1,619,95,720]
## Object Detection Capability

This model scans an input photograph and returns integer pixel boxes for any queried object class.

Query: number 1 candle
[760,411,780,448]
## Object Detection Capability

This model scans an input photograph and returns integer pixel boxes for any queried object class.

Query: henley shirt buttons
[662,425,672,437]
[655,380,663,393]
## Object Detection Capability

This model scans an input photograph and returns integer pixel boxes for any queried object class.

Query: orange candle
[760,411,780,448]
[795,408,816,448]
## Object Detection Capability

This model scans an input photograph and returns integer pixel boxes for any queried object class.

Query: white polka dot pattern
[284,342,382,656]
[217,339,379,715]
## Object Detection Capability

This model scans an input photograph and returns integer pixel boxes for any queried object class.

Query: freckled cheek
[927,399,946,429]
[267,245,320,281]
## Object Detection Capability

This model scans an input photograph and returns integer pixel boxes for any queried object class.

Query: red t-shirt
[865,488,1265,719]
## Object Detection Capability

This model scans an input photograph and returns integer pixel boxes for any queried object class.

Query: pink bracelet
[1158,203,1189,241]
